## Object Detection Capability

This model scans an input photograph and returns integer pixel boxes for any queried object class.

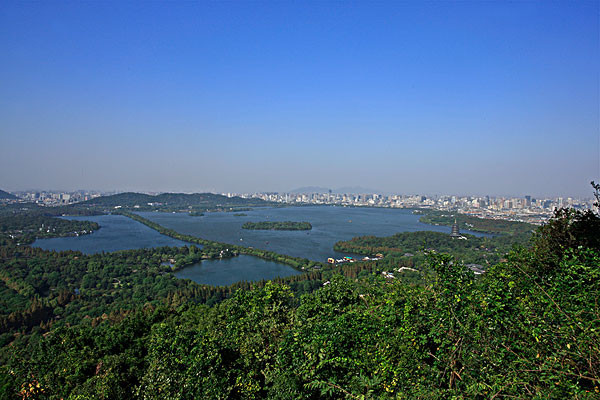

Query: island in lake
[242,221,312,231]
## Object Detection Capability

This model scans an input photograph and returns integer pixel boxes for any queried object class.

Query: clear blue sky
[1,1,598,197]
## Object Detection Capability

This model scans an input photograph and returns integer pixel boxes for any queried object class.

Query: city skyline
[5,187,594,227]
[1,1,598,197]
[3,185,598,200]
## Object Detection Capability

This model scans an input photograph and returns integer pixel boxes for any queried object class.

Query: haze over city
[1,1,598,197]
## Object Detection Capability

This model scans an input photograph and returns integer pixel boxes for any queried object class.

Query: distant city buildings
[236,191,596,225]
[3,190,105,206]
[1,189,595,226]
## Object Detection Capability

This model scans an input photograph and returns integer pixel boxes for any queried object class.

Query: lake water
[138,206,489,262]
[32,214,190,254]
[32,206,489,286]
[174,254,301,286]
[32,214,300,285]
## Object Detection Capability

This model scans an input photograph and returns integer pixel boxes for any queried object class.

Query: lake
[174,255,302,286]
[32,214,190,254]
[32,214,301,285]
[32,206,489,286]
[138,205,489,262]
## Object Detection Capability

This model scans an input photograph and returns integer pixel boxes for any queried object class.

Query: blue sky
[1,1,598,197]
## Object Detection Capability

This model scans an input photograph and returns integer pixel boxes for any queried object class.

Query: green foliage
[334,230,529,268]
[227,208,252,213]
[531,207,600,273]
[0,202,100,217]
[0,205,598,399]
[419,210,535,235]
[0,243,252,341]
[137,282,296,399]
[242,221,312,231]
[0,214,99,245]
[74,192,272,213]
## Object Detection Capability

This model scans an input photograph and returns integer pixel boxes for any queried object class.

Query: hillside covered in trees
[0,214,99,246]
[74,192,274,213]
[0,194,598,398]
[0,190,17,200]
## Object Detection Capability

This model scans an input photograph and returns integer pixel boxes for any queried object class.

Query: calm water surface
[174,255,301,286]
[139,206,488,262]
[32,207,488,286]
[33,214,190,254]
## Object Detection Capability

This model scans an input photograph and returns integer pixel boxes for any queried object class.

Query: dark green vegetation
[75,192,271,213]
[0,205,99,246]
[0,190,17,200]
[188,211,204,217]
[418,210,535,235]
[0,189,598,398]
[335,230,529,269]
[233,213,248,217]
[3,191,268,217]
[0,214,98,245]
[0,245,208,334]
[0,202,98,217]
[242,221,313,231]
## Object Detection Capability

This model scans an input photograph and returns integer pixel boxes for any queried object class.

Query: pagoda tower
[450,219,461,238]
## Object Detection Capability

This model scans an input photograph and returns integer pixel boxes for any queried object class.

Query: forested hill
[74,192,272,212]
[0,190,16,200]
[334,230,530,267]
